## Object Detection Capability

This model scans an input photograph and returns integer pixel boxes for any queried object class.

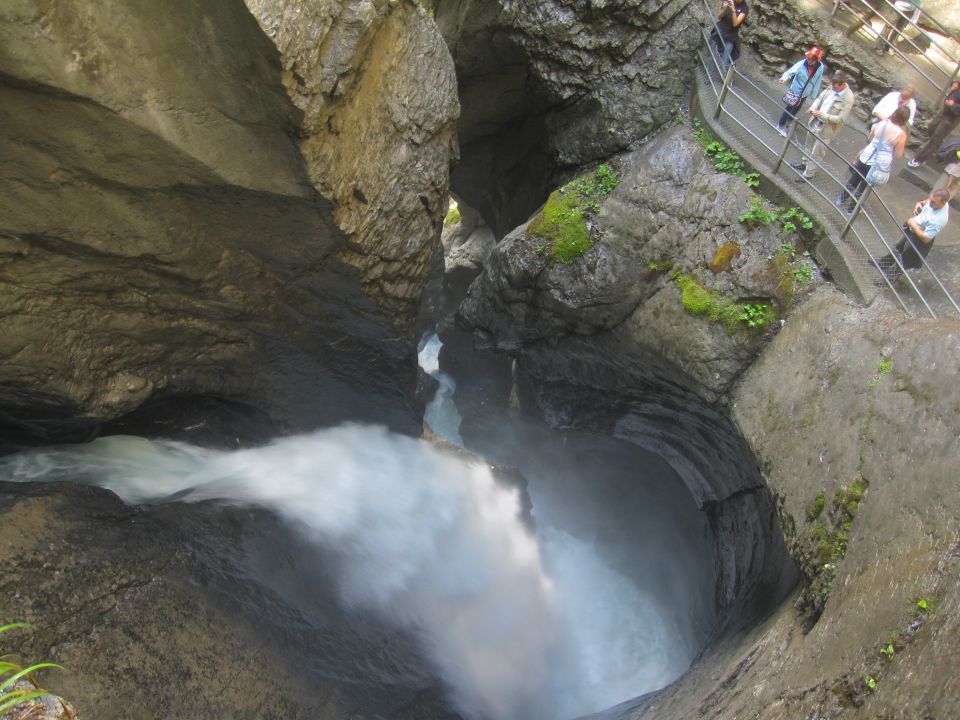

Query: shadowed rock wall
[0,0,459,442]
[435,0,702,237]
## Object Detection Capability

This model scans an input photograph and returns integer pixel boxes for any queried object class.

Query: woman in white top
[836,105,909,213]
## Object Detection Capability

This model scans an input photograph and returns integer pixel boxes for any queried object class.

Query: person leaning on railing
[878,189,950,283]
[908,81,960,168]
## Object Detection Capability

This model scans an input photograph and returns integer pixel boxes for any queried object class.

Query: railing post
[773,118,799,174]
[840,184,872,239]
[714,64,735,119]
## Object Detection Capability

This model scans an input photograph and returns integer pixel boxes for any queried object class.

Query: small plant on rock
[0,623,71,717]
[739,196,779,228]
[779,206,814,234]
[793,265,813,285]
[443,206,461,227]
[737,303,771,329]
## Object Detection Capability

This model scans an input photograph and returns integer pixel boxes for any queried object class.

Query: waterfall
[1,424,697,719]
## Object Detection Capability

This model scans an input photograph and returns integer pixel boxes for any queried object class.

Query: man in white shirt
[881,189,950,282]
[872,85,918,128]
[793,73,855,180]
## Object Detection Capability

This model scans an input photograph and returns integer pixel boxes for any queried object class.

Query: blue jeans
[721,39,736,71]
[778,98,806,130]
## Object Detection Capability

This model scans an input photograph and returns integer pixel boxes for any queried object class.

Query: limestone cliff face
[0,0,458,440]
[435,0,702,237]
[609,290,960,720]
[246,0,460,325]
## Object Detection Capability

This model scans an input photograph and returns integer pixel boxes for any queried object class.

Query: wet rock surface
[600,289,960,720]
[0,481,460,720]
[0,0,458,440]
[435,0,702,237]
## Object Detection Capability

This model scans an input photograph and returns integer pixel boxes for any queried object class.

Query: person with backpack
[835,105,909,214]
[775,47,825,136]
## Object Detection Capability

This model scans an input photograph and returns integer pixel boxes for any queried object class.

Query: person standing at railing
[878,189,950,282]
[875,0,923,56]
[775,48,825,136]
[792,72,855,180]
[872,84,917,129]
[712,0,749,71]
[836,105,909,214]
[907,81,960,168]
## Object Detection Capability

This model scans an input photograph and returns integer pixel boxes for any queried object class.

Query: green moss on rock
[526,163,620,264]
[528,188,591,263]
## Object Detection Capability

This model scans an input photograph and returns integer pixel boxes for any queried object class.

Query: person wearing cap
[775,48,825,136]
[907,80,960,168]
[872,84,918,129]
[792,72,855,180]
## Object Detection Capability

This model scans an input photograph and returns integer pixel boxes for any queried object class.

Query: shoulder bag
[783,63,818,108]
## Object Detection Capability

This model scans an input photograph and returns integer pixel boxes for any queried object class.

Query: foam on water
[0,424,697,719]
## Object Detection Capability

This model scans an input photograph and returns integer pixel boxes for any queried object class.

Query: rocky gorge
[1,1,959,719]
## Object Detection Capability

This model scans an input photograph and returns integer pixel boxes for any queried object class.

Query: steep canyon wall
[0,0,457,442]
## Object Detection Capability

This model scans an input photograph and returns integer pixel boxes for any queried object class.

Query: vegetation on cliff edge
[527,163,620,263]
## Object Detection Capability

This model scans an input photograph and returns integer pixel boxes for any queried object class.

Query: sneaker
[790,162,807,171]
[834,195,846,208]
[907,158,921,168]
[802,172,815,179]
[776,125,788,137]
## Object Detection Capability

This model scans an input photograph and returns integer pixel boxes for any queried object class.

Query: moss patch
[527,163,620,264]
[795,478,870,629]
[710,242,742,273]
[675,273,774,334]
[528,188,590,263]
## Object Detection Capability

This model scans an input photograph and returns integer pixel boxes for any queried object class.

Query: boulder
[458,123,814,402]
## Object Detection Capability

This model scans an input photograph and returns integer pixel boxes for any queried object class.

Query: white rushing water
[0,424,694,720]
[418,333,464,445]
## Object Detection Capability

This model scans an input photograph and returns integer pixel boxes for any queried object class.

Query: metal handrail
[829,0,960,102]
[696,11,960,318]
